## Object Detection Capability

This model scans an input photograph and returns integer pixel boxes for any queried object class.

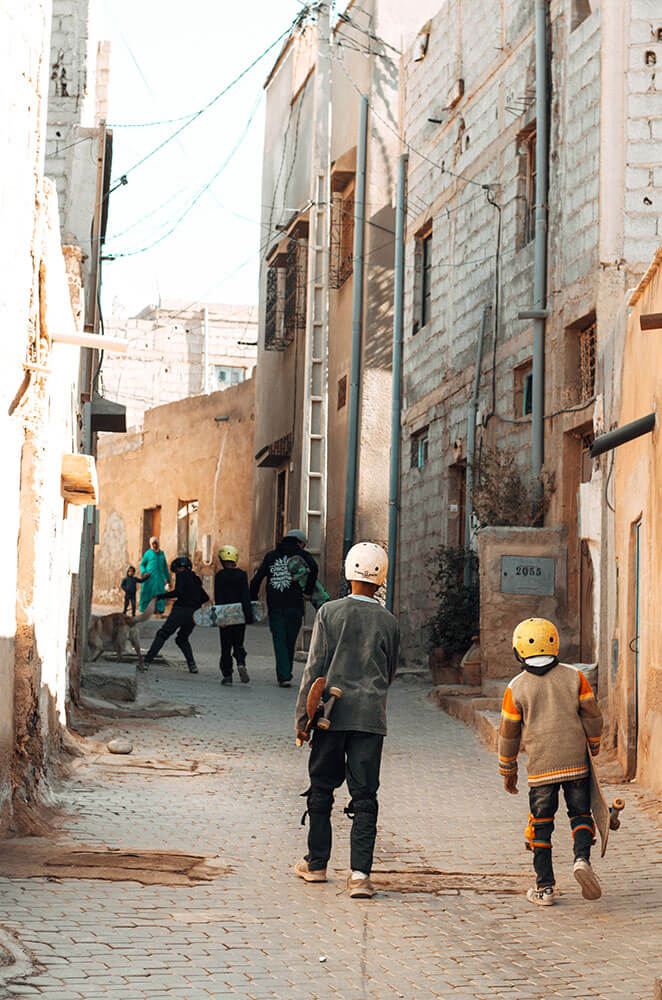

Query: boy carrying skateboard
[214,545,253,685]
[498,617,603,906]
[294,542,399,899]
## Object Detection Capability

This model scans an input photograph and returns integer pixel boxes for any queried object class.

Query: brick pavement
[0,621,660,999]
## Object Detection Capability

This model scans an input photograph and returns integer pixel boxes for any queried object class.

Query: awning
[255,432,293,468]
[91,391,126,434]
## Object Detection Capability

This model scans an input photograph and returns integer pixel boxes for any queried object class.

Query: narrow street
[0,621,659,999]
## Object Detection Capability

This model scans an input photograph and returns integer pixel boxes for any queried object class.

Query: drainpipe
[342,94,369,559]
[386,153,408,612]
[202,305,209,394]
[464,305,490,586]
[531,0,550,487]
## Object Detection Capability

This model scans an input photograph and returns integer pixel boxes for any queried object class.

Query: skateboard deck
[193,601,265,628]
[296,681,342,745]
[588,748,610,857]
[288,555,331,611]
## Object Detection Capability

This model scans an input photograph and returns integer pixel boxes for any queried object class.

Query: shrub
[470,445,552,528]
[428,545,479,656]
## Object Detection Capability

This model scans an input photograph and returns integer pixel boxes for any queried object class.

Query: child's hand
[504,773,519,795]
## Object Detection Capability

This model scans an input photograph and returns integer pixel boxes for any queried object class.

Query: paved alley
[0,621,660,1000]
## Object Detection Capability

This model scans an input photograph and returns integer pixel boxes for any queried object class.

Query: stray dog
[88,597,157,671]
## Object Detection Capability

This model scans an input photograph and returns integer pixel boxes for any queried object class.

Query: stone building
[93,379,255,608]
[1,0,107,834]
[251,0,438,618]
[397,0,662,670]
[101,302,258,429]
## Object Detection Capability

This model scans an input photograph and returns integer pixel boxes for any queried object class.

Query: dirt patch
[0,839,230,886]
[72,752,222,778]
[370,868,530,895]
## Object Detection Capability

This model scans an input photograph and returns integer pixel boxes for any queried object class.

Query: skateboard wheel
[613,798,625,811]
[328,686,342,698]
[317,717,331,730]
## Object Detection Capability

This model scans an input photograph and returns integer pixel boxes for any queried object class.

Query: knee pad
[344,796,378,821]
[571,813,596,845]
[525,814,554,851]
[300,786,333,825]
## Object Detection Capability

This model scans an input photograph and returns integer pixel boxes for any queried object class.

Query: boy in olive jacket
[499,617,603,907]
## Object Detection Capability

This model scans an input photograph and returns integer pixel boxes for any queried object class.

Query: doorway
[142,506,161,555]
[177,500,199,558]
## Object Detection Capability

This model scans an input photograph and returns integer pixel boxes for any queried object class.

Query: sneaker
[348,874,376,899]
[221,676,233,685]
[278,680,292,688]
[526,885,555,906]
[238,666,249,684]
[294,858,327,883]
[188,664,199,674]
[573,858,601,900]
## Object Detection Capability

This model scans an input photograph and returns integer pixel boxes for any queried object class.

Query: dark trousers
[123,593,136,616]
[146,606,196,667]
[268,608,303,681]
[304,730,384,875]
[219,624,246,677]
[529,777,594,888]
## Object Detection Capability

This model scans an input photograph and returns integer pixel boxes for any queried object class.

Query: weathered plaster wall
[102,303,258,431]
[94,379,255,606]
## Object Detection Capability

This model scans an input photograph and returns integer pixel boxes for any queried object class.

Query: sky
[97,0,305,317]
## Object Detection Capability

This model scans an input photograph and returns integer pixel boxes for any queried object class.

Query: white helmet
[345,542,388,587]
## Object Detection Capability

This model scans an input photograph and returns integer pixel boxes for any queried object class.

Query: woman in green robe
[139,537,170,613]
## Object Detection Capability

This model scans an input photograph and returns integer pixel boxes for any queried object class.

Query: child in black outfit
[120,566,143,616]
[214,545,253,685]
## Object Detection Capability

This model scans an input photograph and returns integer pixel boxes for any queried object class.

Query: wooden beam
[640,312,662,331]
[61,453,98,506]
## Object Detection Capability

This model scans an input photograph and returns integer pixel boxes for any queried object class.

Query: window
[571,0,591,31]
[265,221,308,350]
[413,228,433,334]
[214,365,245,390]
[577,320,596,401]
[275,469,287,544]
[177,500,198,559]
[337,374,347,410]
[517,126,536,249]
[411,427,429,469]
[329,173,355,289]
[514,359,533,417]
[564,312,596,406]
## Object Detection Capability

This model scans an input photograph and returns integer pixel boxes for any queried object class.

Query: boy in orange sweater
[498,618,603,906]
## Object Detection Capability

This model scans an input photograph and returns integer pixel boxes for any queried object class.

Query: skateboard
[588,746,625,857]
[193,601,265,628]
[288,555,331,611]
[296,678,342,746]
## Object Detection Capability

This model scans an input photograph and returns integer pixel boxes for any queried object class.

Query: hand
[142,572,150,579]
[504,773,519,795]
[296,730,310,745]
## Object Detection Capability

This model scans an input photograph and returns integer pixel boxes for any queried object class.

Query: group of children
[122,537,605,907]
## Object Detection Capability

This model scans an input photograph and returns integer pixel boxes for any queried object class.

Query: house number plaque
[500,555,555,596]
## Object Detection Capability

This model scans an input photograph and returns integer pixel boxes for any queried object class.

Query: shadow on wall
[364,205,396,373]
[93,509,129,606]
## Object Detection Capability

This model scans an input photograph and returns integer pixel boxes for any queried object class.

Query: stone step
[430,688,501,752]
[82,661,137,703]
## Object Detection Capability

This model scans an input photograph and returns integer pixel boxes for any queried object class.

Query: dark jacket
[295,596,400,736]
[214,567,253,624]
[167,568,209,612]
[121,575,141,597]
[249,538,318,613]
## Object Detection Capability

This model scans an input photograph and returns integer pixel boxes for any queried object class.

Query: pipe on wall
[386,153,408,612]
[342,94,369,559]
[531,0,550,484]
[464,305,490,585]
[589,413,656,459]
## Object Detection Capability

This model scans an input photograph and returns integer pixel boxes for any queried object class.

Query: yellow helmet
[512,618,559,661]
[219,545,239,564]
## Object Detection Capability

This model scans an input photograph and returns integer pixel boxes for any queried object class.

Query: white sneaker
[573,858,601,900]
[526,885,555,906]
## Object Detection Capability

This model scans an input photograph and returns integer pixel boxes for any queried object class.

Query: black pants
[304,730,384,875]
[219,624,246,677]
[123,594,136,616]
[145,606,196,667]
[529,777,594,888]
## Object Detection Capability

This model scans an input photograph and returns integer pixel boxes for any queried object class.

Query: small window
[411,428,429,469]
[337,374,347,410]
[564,312,596,406]
[571,0,591,31]
[413,228,433,334]
[330,174,355,289]
[577,320,596,401]
[215,365,245,390]
[265,221,309,351]
[514,359,533,417]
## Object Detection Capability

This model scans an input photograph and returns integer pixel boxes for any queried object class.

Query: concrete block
[81,661,137,703]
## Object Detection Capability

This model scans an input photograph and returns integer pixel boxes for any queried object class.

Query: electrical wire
[45,135,94,158]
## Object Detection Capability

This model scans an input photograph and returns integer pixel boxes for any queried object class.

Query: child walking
[120,566,143,616]
[294,542,399,899]
[214,545,253,685]
[498,617,603,906]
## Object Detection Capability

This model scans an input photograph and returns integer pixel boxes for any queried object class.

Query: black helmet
[170,555,192,572]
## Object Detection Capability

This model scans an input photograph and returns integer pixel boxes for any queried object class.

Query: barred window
[578,320,596,402]
[265,221,309,351]
[329,173,355,289]
[516,125,536,250]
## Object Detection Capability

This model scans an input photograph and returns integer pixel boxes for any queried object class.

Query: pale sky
[98,0,304,317]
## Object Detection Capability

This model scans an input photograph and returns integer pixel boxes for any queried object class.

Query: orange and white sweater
[498,663,603,787]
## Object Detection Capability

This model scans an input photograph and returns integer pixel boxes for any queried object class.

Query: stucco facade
[93,380,255,608]
[398,0,662,668]
[102,302,258,430]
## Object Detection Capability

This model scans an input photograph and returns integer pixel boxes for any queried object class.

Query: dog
[88,597,158,671]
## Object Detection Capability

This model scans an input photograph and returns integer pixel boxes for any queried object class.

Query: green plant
[427,545,479,656]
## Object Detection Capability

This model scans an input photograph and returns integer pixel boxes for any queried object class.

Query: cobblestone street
[0,621,660,999]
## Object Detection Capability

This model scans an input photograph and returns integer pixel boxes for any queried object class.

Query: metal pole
[342,94,369,558]
[386,153,408,612]
[202,305,209,394]
[464,305,490,585]
[531,0,549,483]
